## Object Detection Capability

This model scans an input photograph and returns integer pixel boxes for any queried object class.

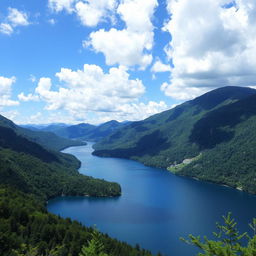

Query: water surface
[48,143,256,256]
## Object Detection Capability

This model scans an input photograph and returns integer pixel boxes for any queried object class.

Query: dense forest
[93,86,256,193]
[0,186,154,256]
[35,120,129,142]
[0,115,85,151]
[0,116,155,256]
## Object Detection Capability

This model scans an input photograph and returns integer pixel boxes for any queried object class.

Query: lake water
[48,143,256,256]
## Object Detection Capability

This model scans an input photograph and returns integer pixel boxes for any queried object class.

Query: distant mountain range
[1,116,85,151]
[25,120,130,142]
[93,86,256,194]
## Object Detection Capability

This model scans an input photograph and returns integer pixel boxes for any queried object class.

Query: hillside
[0,119,121,199]
[93,86,256,193]
[0,116,153,256]
[41,120,129,142]
[0,115,85,151]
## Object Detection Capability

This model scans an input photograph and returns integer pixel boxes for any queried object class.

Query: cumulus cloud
[18,93,39,102]
[162,0,256,100]
[86,0,158,69]
[151,59,172,73]
[19,64,168,123]
[7,8,30,27]
[49,0,117,26]
[0,76,19,107]
[48,0,76,13]
[49,0,157,69]
[0,8,30,35]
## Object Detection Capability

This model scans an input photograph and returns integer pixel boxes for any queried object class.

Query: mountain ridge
[93,86,256,193]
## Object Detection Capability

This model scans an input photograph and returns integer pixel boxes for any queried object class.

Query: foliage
[93,86,256,193]
[42,120,129,142]
[79,228,109,256]
[0,186,153,256]
[0,114,86,152]
[182,213,256,256]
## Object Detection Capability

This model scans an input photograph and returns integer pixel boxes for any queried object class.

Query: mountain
[41,120,129,142]
[0,115,121,199]
[93,86,256,194]
[0,115,85,151]
[0,116,154,256]
[21,123,69,131]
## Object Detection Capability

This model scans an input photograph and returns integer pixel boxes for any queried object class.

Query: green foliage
[0,120,121,199]
[0,187,152,256]
[43,120,129,142]
[79,228,109,256]
[93,86,256,193]
[182,213,256,256]
[0,114,86,152]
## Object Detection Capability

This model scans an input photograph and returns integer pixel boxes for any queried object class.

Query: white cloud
[75,0,117,27]
[0,23,13,35]
[49,0,117,26]
[0,8,30,35]
[48,0,76,13]
[151,59,172,73]
[7,8,29,27]
[19,64,168,123]
[85,0,158,69]
[162,0,256,100]
[48,18,56,25]
[49,0,157,69]
[18,93,39,102]
[0,110,19,120]
[0,76,19,107]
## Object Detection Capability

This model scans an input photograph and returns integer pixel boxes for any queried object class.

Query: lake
[48,143,256,256]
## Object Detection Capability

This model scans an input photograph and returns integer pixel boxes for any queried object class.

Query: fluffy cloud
[86,0,158,69]
[151,59,172,73]
[7,8,29,27]
[0,23,13,35]
[48,0,76,13]
[49,0,157,69]
[0,8,30,35]
[49,0,117,26]
[0,76,19,107]
[19,64,168,122]
[162,0,256,100]
[18,93,39,102]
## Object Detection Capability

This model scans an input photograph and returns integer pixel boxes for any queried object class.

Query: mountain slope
[0,116,121,199]
[42,120,129,141]
[93,86,256,193]
[0,115,85,151]
[0,116,152,256]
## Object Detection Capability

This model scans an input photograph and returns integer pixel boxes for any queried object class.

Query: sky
[0,0,256,125]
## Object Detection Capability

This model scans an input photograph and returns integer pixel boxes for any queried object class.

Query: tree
[182,212,256,256]
[79,228,109,256]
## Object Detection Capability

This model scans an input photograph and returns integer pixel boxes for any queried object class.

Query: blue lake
[48,143,256,256]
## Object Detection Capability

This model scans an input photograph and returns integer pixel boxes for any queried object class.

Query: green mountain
[0,117,121,199]
[0,115,85,151]
[93,86,256,193]
[0,116,153,256]
[41,120,129,142]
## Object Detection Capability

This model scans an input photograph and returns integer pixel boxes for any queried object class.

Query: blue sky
[0,0,255,124]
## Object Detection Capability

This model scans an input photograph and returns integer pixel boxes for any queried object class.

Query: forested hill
[0,115,85,151]
[0,116,153,256]
[93,86,256,194]
[35,120,129,142]
[0,115,121,199]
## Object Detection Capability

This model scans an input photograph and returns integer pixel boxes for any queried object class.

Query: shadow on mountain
[190,94,256,149]
[0,126,58,163]
[93,130,170,158]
